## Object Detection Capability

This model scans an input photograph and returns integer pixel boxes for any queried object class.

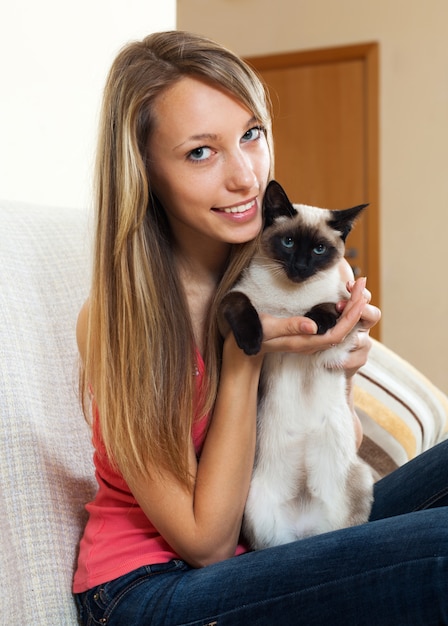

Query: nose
[225,149,258,192]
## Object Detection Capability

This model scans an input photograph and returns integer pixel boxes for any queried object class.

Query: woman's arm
[77,298,263,568]
[76,298,89,361]
[127,333,263,568]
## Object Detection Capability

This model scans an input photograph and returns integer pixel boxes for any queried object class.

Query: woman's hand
[336,296,381,377]
[259,274,373,356]
[335,260,381,377]
[334,261,381,450]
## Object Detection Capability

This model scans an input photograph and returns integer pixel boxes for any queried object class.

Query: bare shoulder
[76,298,90,363]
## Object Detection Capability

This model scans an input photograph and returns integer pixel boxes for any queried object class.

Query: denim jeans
[75,440,448,625]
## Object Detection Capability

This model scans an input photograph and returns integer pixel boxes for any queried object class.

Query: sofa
[1,200,447,625]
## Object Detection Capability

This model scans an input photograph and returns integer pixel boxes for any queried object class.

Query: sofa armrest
[355,338,448,478]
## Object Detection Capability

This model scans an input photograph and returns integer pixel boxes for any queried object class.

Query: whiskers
[255,257,286,280]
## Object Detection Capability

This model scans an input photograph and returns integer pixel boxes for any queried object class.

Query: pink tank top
[73,351,247,593]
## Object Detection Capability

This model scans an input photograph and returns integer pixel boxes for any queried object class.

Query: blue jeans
[75,440,448,625]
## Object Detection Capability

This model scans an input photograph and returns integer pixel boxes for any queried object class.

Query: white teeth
[222,200,254,214]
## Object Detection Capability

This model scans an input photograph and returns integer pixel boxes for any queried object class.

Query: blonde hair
[82,30,274,487]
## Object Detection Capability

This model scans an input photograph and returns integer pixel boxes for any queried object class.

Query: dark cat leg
[219,291,263,355]
[304,303,340,335]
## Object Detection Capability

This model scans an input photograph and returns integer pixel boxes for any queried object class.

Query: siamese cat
[219,180,374,550]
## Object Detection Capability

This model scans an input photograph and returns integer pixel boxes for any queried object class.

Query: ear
[329,204,368,242]
[263,180,297,228]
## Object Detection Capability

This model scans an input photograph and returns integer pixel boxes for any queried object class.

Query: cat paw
[220,291,263,355]
[304,303,339,335]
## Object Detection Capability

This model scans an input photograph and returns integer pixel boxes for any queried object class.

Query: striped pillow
[355,339,448,478]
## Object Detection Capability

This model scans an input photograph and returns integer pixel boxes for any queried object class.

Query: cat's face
[261,180,367,284]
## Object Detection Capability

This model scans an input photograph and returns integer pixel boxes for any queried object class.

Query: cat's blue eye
[281,236,295,249]
[313,244,327,255]
[187,146,213,162]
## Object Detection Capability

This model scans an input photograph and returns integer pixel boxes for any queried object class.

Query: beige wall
[178,0,448,393]
[0,1,175,209]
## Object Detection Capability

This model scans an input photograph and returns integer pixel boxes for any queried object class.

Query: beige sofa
[1,200,447,625]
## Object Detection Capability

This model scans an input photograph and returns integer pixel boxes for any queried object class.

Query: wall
[178,0,448,394]
[0,0,175,210]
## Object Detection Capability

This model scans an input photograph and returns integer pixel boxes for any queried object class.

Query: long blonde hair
[82,30,274,487]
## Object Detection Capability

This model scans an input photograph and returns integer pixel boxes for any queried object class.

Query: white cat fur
[234,204,374,549]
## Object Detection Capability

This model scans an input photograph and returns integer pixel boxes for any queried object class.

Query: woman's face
[147,76,271,254]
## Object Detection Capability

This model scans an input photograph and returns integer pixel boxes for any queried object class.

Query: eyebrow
[174,133,219,150]
[174,116,258,151]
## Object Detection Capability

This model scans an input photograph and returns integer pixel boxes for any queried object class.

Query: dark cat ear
[263,180,297,228]
[329,204,368,242]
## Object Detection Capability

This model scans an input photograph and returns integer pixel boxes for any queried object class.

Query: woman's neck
[174,243,230,353]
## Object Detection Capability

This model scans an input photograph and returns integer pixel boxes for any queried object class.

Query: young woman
[73,30,448,625]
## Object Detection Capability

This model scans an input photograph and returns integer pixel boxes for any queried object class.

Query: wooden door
[246,43,380,337]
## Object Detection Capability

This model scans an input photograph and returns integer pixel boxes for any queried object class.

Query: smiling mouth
[217,199,256,214]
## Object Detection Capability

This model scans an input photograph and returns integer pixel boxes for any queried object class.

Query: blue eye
[188,146,212,162]
[313,244,327,255]
[281,236,295,249]
[242,126,264,143]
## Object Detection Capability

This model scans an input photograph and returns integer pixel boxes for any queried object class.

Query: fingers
[259,276,369,356]
[330,276,368,331]
[260,313,324,355]
[336,278,381,332]
[256,276,381,358]
[358,302,382,331]
[340,329,373,377]
[261,317,314,342]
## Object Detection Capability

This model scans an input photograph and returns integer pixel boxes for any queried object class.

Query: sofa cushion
[0,201,95,624]
[356,339,448,478]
